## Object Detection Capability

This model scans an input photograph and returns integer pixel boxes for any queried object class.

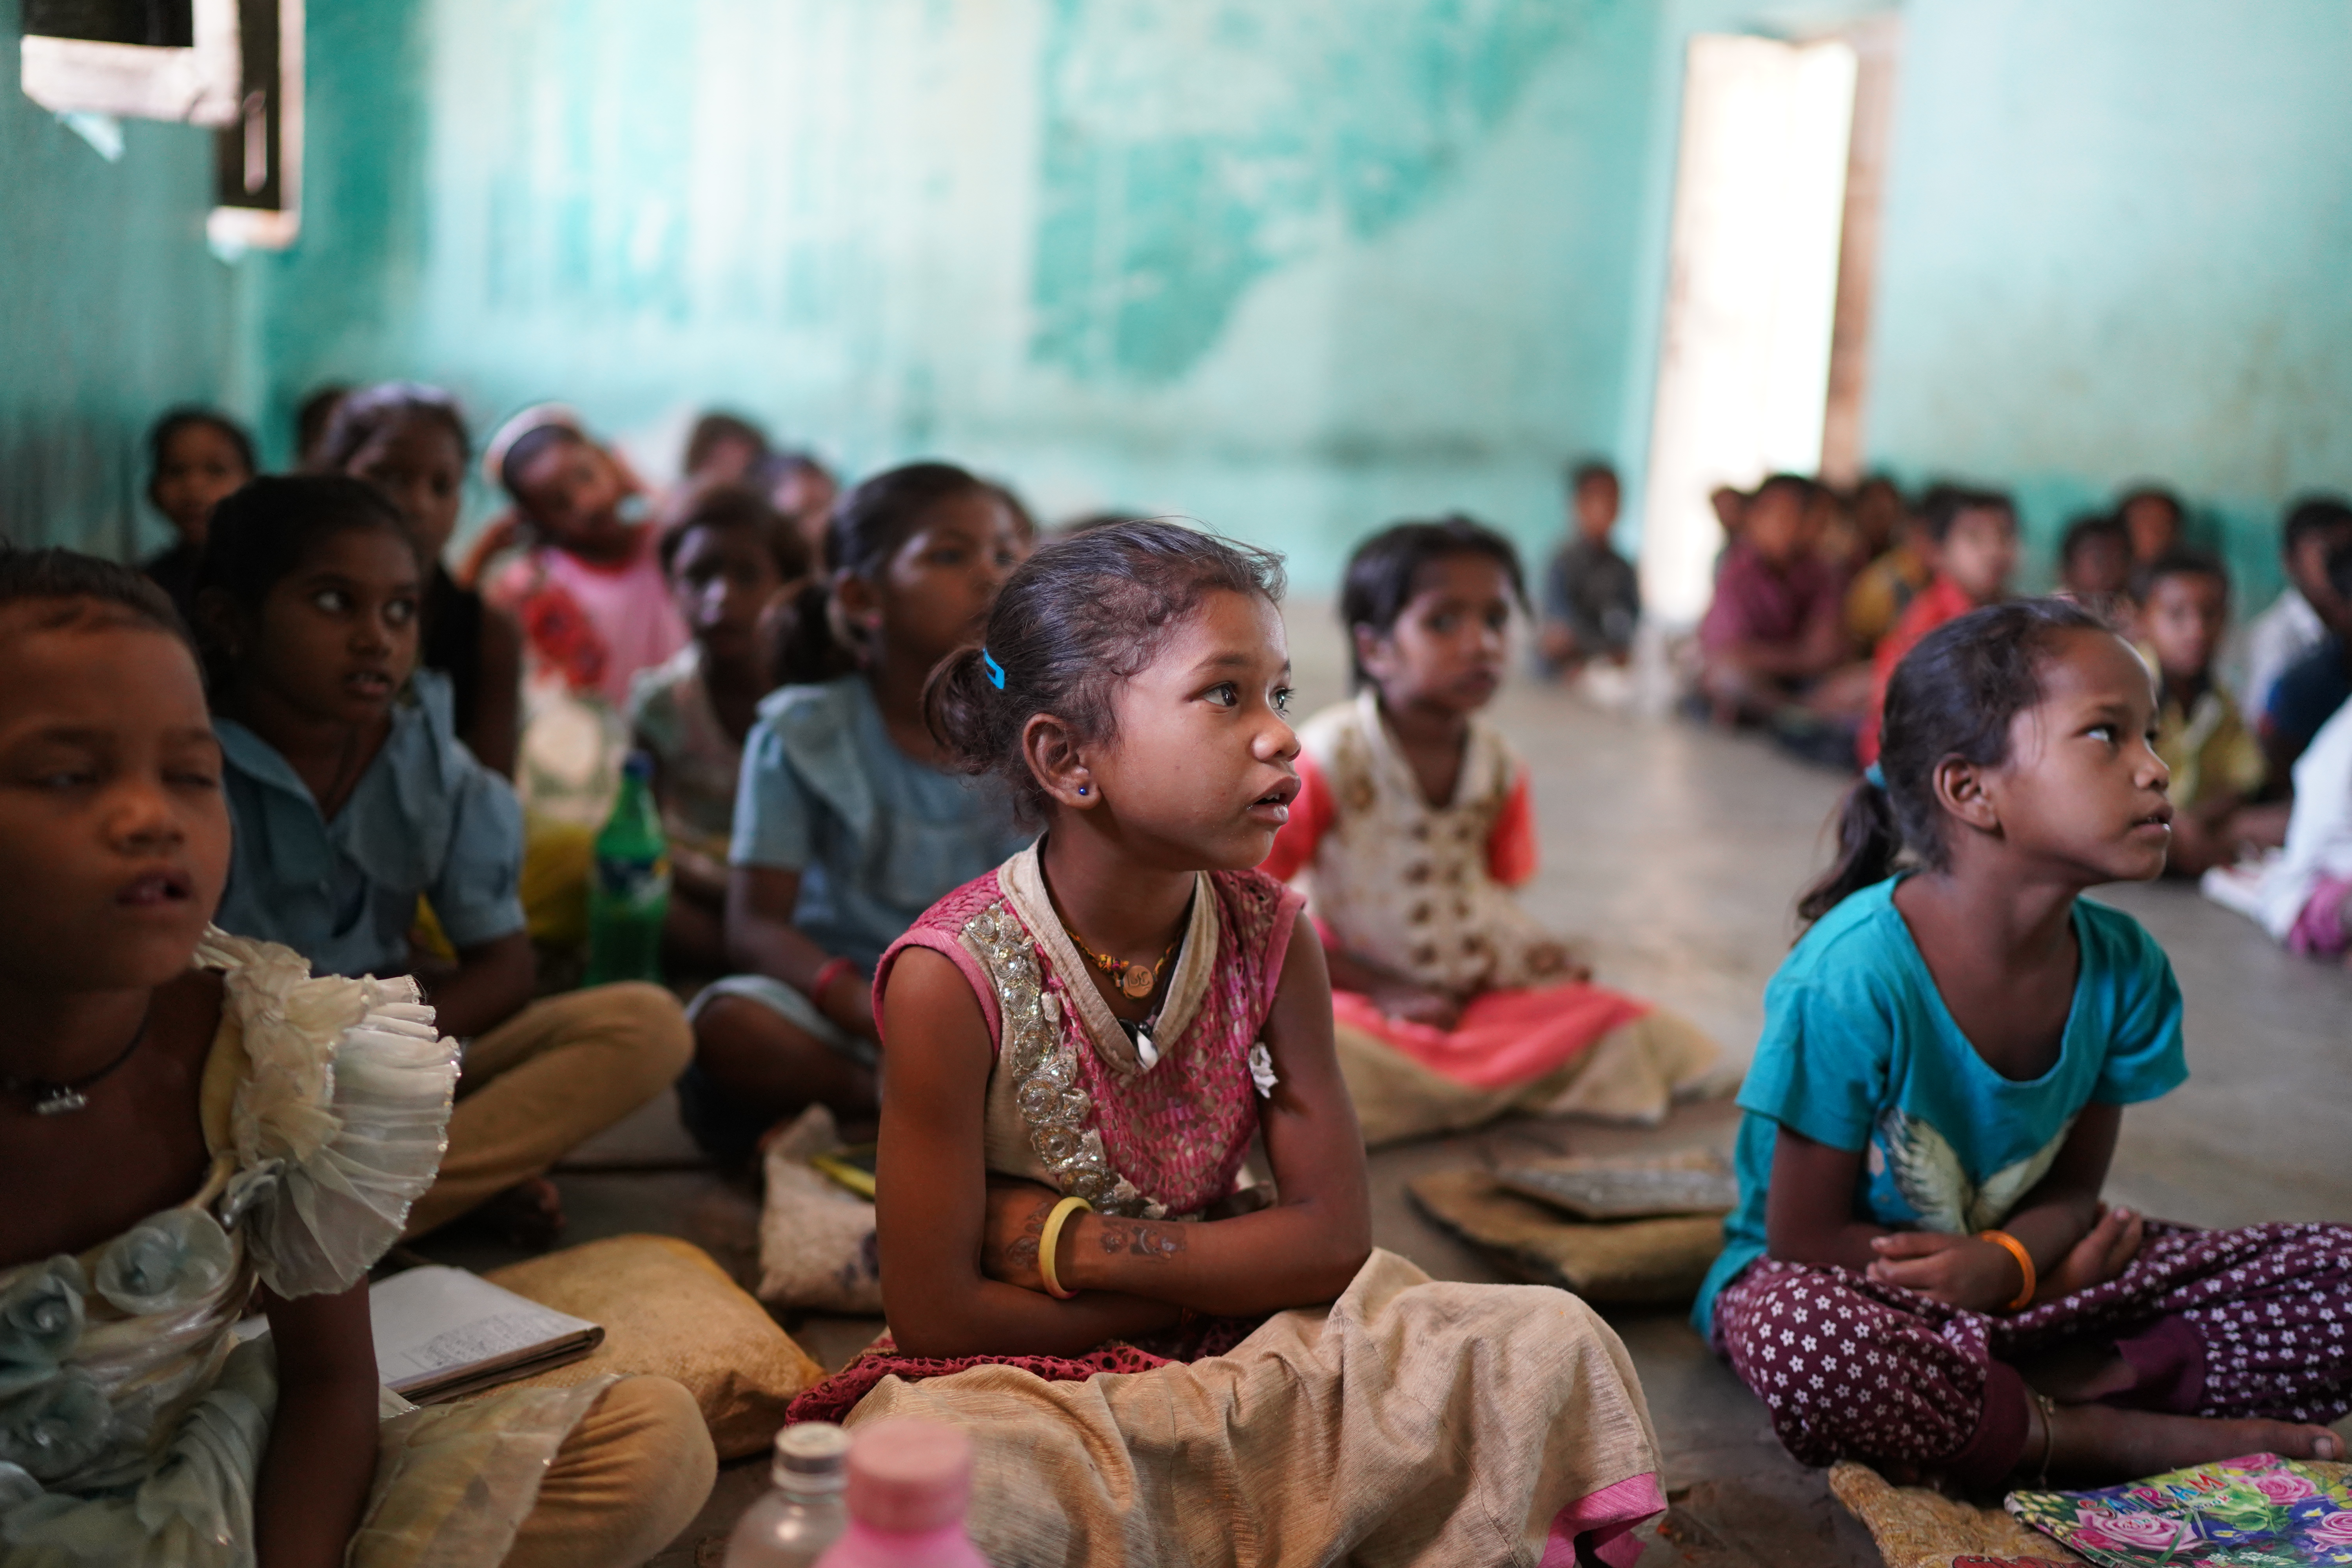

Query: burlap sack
[1406,1167,1723,1303]
[486,1233,820,1459]
[756,1104,884,1314]
[1828,1462,2086,1568]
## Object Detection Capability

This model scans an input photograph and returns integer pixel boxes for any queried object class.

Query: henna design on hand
[1098,1220,1187,1260]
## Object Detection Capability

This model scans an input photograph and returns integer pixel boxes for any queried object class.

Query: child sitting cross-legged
[1697,472,1869,730]
[2058,510,2137,634]
[2227,536,2352,962]
[682,462,1035,1166]
[2134,548,2278,876]
[783,519,1666,1562]
[0,548,711,1568]
[1265,517,1720,1143]
[1537,460,1639,677]
[196,476,691,1246]
[1856,484,2019,767]
[313,382,526,778]
[474,405,688,712]
[627,481,811,976]
[139,407,257,626]
[1700,598,2352,1493]
[2236,496,2352,722]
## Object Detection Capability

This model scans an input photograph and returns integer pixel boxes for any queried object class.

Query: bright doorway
[1640,33,1860,627]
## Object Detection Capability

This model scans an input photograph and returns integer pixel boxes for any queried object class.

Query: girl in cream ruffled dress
[0,549,710,1568]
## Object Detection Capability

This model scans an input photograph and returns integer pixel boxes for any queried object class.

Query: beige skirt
[849,1249,1665,1566]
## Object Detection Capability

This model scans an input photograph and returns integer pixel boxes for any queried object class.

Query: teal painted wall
[0,27,243,557]
[1862,0,2352,601]
[14,0,2352,602]
[251,0,1665,584]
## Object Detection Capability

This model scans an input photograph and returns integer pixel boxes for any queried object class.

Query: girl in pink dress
[477,405,687,711]
[786,520,1666,1566]
[1265,517,1720,1144]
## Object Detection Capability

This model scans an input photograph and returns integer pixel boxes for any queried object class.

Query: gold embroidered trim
[961,900,1164,1220]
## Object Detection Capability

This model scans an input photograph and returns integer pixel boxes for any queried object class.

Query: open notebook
[367,1265,603,1403]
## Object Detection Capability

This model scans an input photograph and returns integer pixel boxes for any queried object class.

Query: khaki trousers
[404,982,691,1238]
[504,1376,716,1568]
[353,1376,715,1568]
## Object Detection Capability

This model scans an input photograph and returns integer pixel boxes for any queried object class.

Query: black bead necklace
[4,1005,153,1116]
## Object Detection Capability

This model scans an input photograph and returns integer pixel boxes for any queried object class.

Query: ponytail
[760,459,1011,689]
[923,643,1008,770]
[920,520,1286,824]
[1797,776,1904,923]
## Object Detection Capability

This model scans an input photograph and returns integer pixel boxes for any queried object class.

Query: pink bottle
[811,1419,989,1568]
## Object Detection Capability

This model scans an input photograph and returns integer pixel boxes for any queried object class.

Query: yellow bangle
[1039,1195,1093,1300]
[1977,1229,2037,1311]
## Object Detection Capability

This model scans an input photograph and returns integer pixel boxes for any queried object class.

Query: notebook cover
[2007,1452,2352,1565]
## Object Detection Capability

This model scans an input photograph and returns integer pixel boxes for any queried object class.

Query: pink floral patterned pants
[1711,1221,2352,1488]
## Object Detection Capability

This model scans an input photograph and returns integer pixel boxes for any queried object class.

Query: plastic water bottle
[584,751,670,985]
[724,1422,853,1567]
[813,1419,988,1568]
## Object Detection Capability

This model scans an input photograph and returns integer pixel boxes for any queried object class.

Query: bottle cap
[622,749,655,782]
[772,1421,851,1492]
[844,1419,972,1534]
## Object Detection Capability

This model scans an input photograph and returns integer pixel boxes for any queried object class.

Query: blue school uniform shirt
[730,675,1034,972]
[214,669,527,978]
[1691,877,2186,1339]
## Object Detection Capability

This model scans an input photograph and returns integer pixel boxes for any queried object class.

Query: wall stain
[1029,0,1581,384]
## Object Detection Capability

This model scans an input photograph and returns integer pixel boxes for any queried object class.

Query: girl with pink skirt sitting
[1264,517,1720,1144]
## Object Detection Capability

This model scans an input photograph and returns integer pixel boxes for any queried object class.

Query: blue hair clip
[1864,762,1887,789]
[982,648,1007,691]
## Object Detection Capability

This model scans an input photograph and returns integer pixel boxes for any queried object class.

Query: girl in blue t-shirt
[681,463,1035,1164]
[1700,598,2350,1492]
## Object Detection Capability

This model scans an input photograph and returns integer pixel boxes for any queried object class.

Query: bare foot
[475,1176,565,1250]
[2031,1400,2346,1483]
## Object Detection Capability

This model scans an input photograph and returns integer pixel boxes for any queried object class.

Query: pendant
[1116,1018,1162,1072]
[1120,963,1155,1000]
[32,1085,87,1116]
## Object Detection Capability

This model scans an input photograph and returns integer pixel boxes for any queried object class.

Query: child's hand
[1865,1231,2024,1312]
[980,1179,1063,1294]
[1369,981,1463,1031]
[2036,1203,2144,1303]
[818,965,882,1042]
[1522,940,1592,984]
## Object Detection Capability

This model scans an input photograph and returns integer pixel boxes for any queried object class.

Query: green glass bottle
[585,751,671,985]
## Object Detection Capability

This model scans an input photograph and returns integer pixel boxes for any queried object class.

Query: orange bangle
[1977,1229,2036,1311]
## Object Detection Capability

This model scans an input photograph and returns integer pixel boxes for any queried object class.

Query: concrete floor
[413,606,2352,1566]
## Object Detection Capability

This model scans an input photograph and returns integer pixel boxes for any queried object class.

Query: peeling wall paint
[10,0,2352,601]
[1029,0,1586,386]
[246,0,1661,584]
